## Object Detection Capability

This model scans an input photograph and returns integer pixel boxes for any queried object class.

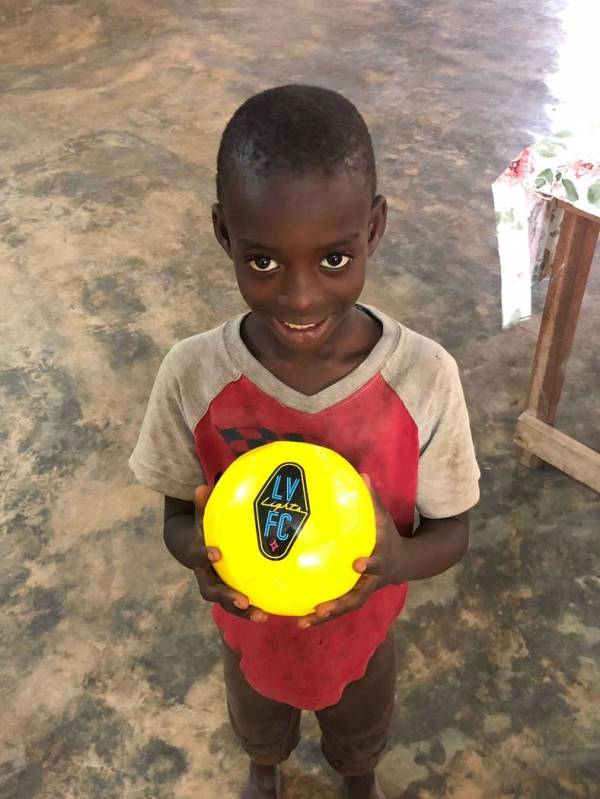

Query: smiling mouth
[273,317,329,340]
[280,320,323,330]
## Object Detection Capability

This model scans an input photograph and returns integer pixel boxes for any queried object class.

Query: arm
[298,474,473,628]
[163,490,268,623]
[393,510,470,583]
[163,495,199,569]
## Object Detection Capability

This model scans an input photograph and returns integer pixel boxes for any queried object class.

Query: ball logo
[254,462,310,560]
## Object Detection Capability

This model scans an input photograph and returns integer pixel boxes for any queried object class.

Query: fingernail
[299,620,311,629]
[233,599,243,609]
[207,551,216,562]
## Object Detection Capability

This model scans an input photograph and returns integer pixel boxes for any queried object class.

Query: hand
[193,485,268,624]
[297,474,407,628]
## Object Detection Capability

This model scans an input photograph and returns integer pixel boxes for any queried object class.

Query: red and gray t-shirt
[129,304,480,710]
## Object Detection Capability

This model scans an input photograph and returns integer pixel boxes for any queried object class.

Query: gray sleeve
[128,349,205,501]
[382,326,480,519]
[416,354,480,518]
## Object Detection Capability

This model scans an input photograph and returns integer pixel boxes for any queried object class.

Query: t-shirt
[129,304,480,710]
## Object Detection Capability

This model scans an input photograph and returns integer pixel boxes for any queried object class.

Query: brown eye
[320,254,351,270]
[249,256,279,272]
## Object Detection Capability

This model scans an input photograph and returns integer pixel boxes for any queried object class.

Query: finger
[205,546,222,564]
[194,484,212,512]
[247,607,269,623]
[220,601,268,623]
[186,541,222,570]
[353,554,385,576]
[298,575,378,628]
[298,594,358,628]
[297,597,343,628]
[194,563,247,608]
[221,597,268,623]
[221,600,268,623]
[193,566,268,623]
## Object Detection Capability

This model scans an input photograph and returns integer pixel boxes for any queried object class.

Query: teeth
[283,321,319,330]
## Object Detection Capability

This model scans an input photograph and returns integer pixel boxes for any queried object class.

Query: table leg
[519,208,600,468]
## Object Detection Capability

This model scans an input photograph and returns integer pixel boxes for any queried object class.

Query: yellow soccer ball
[203,441,375,616]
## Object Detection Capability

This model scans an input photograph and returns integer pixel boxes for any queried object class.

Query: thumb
[194,484,212,517]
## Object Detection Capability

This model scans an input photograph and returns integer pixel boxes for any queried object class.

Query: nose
[278,265,323,319]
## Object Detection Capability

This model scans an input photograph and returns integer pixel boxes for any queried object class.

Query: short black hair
[216,84,376,204]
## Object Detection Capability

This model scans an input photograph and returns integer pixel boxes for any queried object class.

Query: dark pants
[222,629,397,776]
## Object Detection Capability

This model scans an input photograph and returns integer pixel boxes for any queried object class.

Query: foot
[344,772,387,799]
[241,763,282,799]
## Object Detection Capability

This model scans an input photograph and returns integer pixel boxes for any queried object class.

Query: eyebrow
[237,232,361,252]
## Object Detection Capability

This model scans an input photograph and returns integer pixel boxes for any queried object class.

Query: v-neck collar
[223,304,400,414]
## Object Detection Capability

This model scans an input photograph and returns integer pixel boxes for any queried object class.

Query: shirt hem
[417,484,480,519]
[216,583,409,710]
[128,452,201,501]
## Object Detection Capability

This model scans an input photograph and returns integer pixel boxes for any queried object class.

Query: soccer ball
[203,441,375,616]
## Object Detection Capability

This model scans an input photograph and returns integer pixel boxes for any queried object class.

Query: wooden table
[515,199,600,493]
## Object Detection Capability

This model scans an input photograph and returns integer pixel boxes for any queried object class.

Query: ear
[367,195,387,256]
[212,202,233,258]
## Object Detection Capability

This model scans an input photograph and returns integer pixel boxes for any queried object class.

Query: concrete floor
[1,1,599,797]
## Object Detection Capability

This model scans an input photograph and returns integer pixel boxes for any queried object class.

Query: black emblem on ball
[254,463,310,560]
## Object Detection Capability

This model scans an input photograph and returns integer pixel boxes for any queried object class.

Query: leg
[519,208,600,468]
[315,628,397,799]
[222,640,301,798]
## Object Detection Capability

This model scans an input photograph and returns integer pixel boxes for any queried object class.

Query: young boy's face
[212,168,386,355]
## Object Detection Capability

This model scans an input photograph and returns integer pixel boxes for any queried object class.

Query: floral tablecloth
[492,126,600,328]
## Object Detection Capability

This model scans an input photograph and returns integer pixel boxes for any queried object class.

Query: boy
[129,85,480,799]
